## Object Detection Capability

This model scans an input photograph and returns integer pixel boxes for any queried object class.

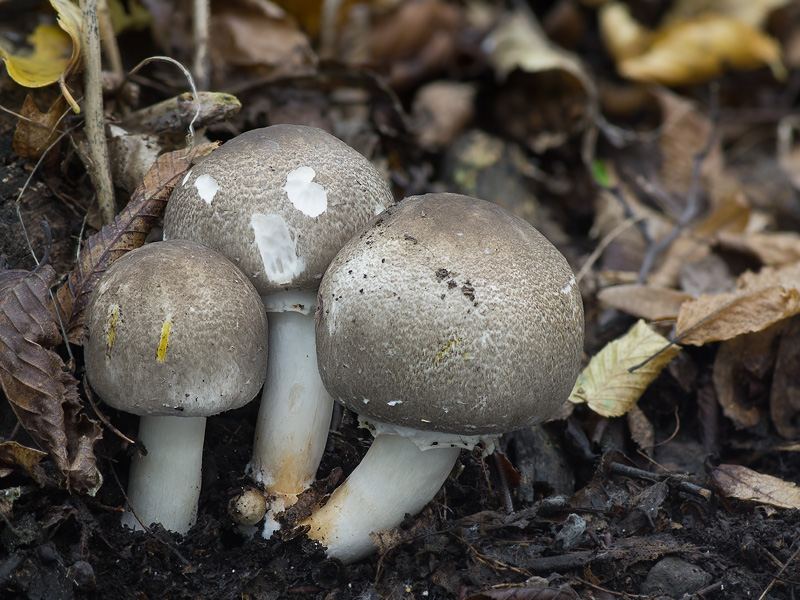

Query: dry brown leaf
[709,463,800,509]
[51,142,218,345]
[627,404,655,455]
[618,14,785,86]
[597,284,692,321]
[717,231,800,267]
[713,327,781,429]
[0,267,102,494]
[770,317,800,439]
[676,262,800,345]
[411,81,476,151]
[12,95,67,161]
[210,2,314,79]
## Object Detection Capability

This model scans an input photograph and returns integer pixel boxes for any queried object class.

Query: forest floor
[2,1,800,599]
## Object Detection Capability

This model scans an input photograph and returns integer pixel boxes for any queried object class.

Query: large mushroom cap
[84,240,269,417]
[316,193,584,437]
[163,124,393,297]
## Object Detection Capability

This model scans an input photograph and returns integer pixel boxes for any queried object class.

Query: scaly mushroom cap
[316,193,584,437]
[163,125,393,297]
[84,240,269,417]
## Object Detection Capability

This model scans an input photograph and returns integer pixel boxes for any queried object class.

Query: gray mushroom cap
[315,193,584,437]
[163,124,394,297]
[84,240,269,418]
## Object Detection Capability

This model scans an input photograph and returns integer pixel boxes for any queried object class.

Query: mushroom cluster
[85,125,584,564]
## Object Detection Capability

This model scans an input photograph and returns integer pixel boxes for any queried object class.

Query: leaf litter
[2,0,800,598]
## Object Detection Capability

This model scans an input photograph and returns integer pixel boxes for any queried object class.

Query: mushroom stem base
[121,415,205,534]
[301,434,460,563]
[251,294,334,534]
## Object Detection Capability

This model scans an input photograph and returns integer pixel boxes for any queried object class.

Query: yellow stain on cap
[157,316,172,362]
[105,304,120,354]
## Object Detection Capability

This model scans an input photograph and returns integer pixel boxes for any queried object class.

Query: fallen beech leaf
[0,0,83,112]
[618,14,785,86]
[569,320,681,418]
[676,262,800,345]
[12,95,67,161]
[0,267,102,494]
[597,284,692,321]
[709,463,800,509]
[51,142,219,345]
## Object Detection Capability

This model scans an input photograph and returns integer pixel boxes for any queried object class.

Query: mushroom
[162,124,393,535]
[84,240,268,533]
[303,193,584,562]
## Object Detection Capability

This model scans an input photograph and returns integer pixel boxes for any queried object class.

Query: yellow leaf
[619,14,785,86]
[0,25,71,87]
[569,320,680,418]
[0,0,83,113]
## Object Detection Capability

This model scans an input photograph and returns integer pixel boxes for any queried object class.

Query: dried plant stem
[81,0,116,224]
[192,0,211,89]
[97,0,122,77]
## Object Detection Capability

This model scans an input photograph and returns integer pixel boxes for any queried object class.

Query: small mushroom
[84,240,268,534]
[163,124,393,535]
[303,193,584,562]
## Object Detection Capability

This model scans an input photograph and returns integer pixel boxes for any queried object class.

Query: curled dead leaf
[51,142,219,344]
[0,266,102,494]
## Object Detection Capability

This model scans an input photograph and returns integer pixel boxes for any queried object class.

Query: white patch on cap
[284,166,327,217]
[374,204,386,216]
[251,213,306,285]
[182,169,193,186]
[561,275,577,295]
[387,400,403,406]
[195,174,219,205]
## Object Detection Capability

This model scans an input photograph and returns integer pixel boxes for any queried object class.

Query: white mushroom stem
[301,434,461,563]
[251,291,334,537]
[121,415,205,534]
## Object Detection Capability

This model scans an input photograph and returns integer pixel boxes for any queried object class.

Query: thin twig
[83,376,136,445]
[97,0,123,77]
[757,541,800,600]
[81,0,117,224]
